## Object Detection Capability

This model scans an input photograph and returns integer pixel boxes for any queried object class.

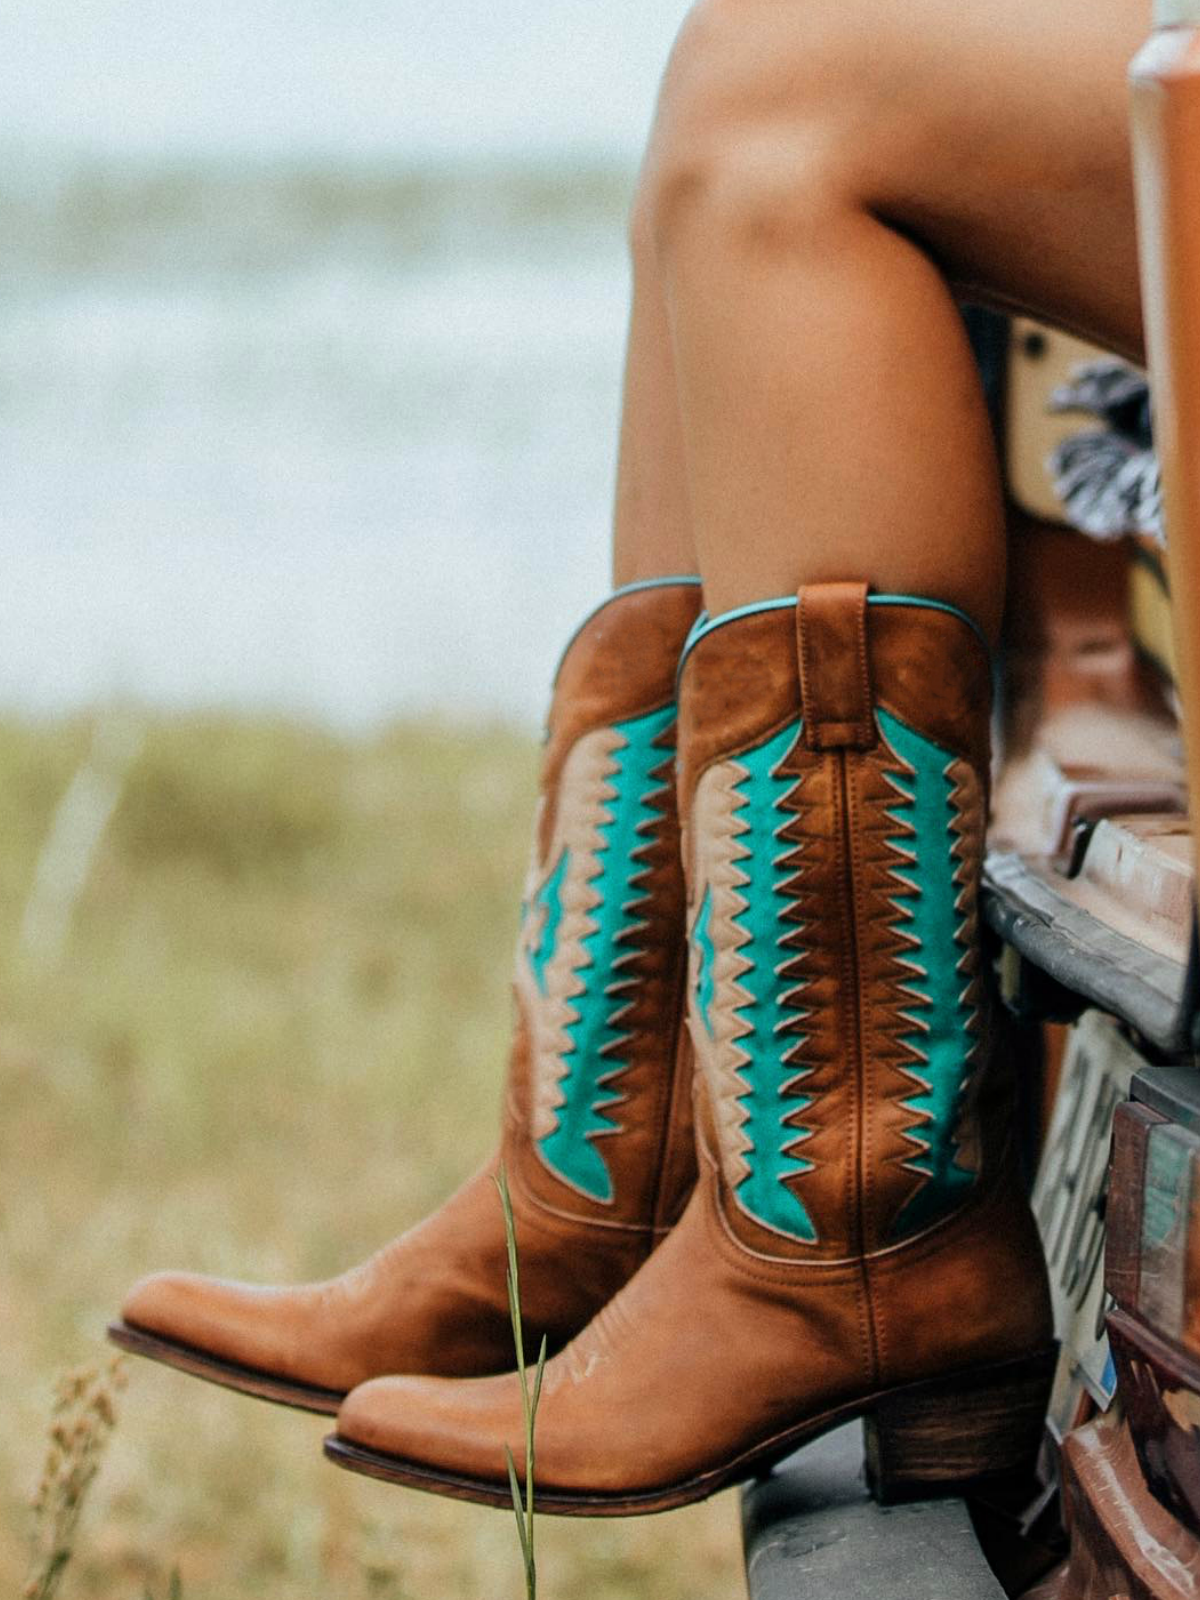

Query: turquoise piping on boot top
[678,591,989,679]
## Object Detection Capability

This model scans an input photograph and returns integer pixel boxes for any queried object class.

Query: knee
[630,0,862,267]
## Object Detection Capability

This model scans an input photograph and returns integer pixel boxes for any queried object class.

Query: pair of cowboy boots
[112,577,1054,1513]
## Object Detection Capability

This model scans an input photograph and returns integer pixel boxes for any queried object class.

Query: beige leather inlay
[685,759,756,1193]
[515,725,626,1149]
[870,744,939,1203]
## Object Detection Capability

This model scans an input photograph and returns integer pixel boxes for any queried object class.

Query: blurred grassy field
[0,711,742,1600]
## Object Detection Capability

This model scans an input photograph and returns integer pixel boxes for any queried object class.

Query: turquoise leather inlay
[722,720,817,1244]
[692,886,716,1037]
[537,702,676,1203]
[527,849,568,996]
[877,707,978,1237]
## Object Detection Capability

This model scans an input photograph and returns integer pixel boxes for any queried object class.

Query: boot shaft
[506,578,703,1231]
[678,582,1003,1259]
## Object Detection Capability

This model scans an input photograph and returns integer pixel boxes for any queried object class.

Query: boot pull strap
[797,582,877,751]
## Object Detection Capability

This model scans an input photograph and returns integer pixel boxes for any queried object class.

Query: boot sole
[107,1319,344,1416]
[322,1346,1057,1516]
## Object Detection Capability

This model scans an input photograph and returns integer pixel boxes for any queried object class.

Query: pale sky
[0,0,691,160]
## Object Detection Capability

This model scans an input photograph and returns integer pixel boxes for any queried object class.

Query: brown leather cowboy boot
[109,577,702,1414]
[324,582,1055,1509]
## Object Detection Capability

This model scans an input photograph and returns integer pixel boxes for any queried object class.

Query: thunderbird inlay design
[516,704,676,1204]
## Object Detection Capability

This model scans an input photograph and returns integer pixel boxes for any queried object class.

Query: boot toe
[336,1372,526,1484]
[122,1269,229,1346]
[120,1270,306,1379]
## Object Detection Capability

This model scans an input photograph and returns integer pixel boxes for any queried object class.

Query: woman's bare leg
[636,0,1147,635]
[611,212,698,586]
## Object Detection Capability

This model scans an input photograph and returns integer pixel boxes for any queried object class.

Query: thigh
[668,0,1149,359]
[866,0,1147,360]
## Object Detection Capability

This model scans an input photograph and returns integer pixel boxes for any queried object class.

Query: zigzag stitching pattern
[530,712,678,1186]
[588,727,679,1143]
[877,743,982,1198]
[769,756,821,1179]
[877,753,942,1191]
[692,736,818,1231]
[731,752,817,1194]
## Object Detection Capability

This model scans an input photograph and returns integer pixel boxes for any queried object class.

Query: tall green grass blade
[532,1333,548,1419]
[497,1164,539,1599]
[495,1169,527,1374]
[504,1445,531,1569]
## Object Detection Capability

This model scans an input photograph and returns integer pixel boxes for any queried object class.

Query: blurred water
[0,1,690,727]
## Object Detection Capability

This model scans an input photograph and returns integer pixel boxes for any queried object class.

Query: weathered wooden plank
[983,851,1192,1052]
[1106,1100,1162,1313]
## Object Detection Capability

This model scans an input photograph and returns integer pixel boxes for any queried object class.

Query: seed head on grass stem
[25,1356,127,1600]
[496,1165,548,1600]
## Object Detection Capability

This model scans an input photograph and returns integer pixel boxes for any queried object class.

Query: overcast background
[0,0,691,726]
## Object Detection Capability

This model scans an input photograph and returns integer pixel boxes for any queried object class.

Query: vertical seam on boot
[647,937,692,1238]
[839,749,882,1390]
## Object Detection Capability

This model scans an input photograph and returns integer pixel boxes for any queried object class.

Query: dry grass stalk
[20,708,144,968]
[24,1356,128,1600]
